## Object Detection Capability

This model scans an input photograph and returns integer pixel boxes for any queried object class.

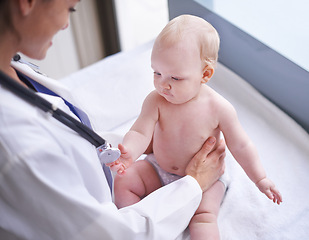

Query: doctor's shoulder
[0,85,39,119]
[0,87,46,158]
[1,86,70,146]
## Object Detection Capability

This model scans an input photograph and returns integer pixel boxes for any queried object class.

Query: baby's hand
[106,144,133,175]
[256,178,283,205]
[106,160,126,175]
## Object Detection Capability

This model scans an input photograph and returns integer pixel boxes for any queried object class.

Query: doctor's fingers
[199,138,226,179]
[198,137,226,160]
[200,139,226,185]
[213,140,226,177]
[204,139,226,163]
[195,136,217,158]
[187,137,225,170]
[185,139,226,191]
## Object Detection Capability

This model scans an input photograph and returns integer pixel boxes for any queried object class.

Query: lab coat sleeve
[0,117,201,240]
[0,88,202,240]
[74,176,202,240]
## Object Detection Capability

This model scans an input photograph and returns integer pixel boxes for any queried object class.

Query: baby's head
[153,14,220,68]
[151,15,220,104]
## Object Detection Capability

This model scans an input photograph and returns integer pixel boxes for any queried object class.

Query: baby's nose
[160,78,171,89]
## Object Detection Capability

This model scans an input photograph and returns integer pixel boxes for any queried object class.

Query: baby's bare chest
[159,103,218,138]
[153,103,220,169]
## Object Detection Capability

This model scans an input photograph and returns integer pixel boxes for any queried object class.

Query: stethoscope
[0,57,120,165]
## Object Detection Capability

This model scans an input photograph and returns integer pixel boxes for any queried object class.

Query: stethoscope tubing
[0,70,106,148]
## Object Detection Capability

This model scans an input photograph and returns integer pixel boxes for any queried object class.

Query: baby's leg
[189,180,226,240]
[114,160,162,208]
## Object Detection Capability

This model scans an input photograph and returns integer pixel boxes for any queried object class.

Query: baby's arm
[218,98,282,204]
[108,91,160,174]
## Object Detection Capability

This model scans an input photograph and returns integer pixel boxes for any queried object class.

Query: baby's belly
[153,126,220,176]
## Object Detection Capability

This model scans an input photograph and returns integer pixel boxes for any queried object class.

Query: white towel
[61,42,309,239]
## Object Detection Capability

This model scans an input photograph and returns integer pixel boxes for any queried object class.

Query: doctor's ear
[202,65,214,83]
[18,0,36,16]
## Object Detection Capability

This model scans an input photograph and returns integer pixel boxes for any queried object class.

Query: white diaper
[145,153,229,189]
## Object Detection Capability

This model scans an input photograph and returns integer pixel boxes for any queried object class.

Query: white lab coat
[0,61,202,240]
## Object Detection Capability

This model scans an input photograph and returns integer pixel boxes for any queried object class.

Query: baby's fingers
[107,160,121,172]
[272,194,282,205]
[118,143,128,154]
[117,164,126,175]
[271,188,283,205]
[264,189,275,201]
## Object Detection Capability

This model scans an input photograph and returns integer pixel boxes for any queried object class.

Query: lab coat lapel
[10,61,81,109]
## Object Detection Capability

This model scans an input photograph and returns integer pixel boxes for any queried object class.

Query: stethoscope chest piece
[97,143,121,164]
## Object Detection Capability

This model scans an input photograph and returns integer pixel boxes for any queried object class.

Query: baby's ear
[202,65,214,83]
[19,0,36,16]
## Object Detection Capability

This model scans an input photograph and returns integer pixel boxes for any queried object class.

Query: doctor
[0,0,226,239]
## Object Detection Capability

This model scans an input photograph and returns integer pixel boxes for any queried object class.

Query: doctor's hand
[185,137,226,192]
[106,144,133,175]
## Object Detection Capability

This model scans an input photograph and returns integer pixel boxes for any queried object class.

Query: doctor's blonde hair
[154,15,220,67]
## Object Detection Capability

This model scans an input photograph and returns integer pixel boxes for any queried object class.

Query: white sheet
[60,41,309,239]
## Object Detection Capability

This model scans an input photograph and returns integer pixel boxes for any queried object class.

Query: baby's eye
[154,72,161,76]
[171,76,181,81]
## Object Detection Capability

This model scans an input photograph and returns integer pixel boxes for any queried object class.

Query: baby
[109,15,282,239]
